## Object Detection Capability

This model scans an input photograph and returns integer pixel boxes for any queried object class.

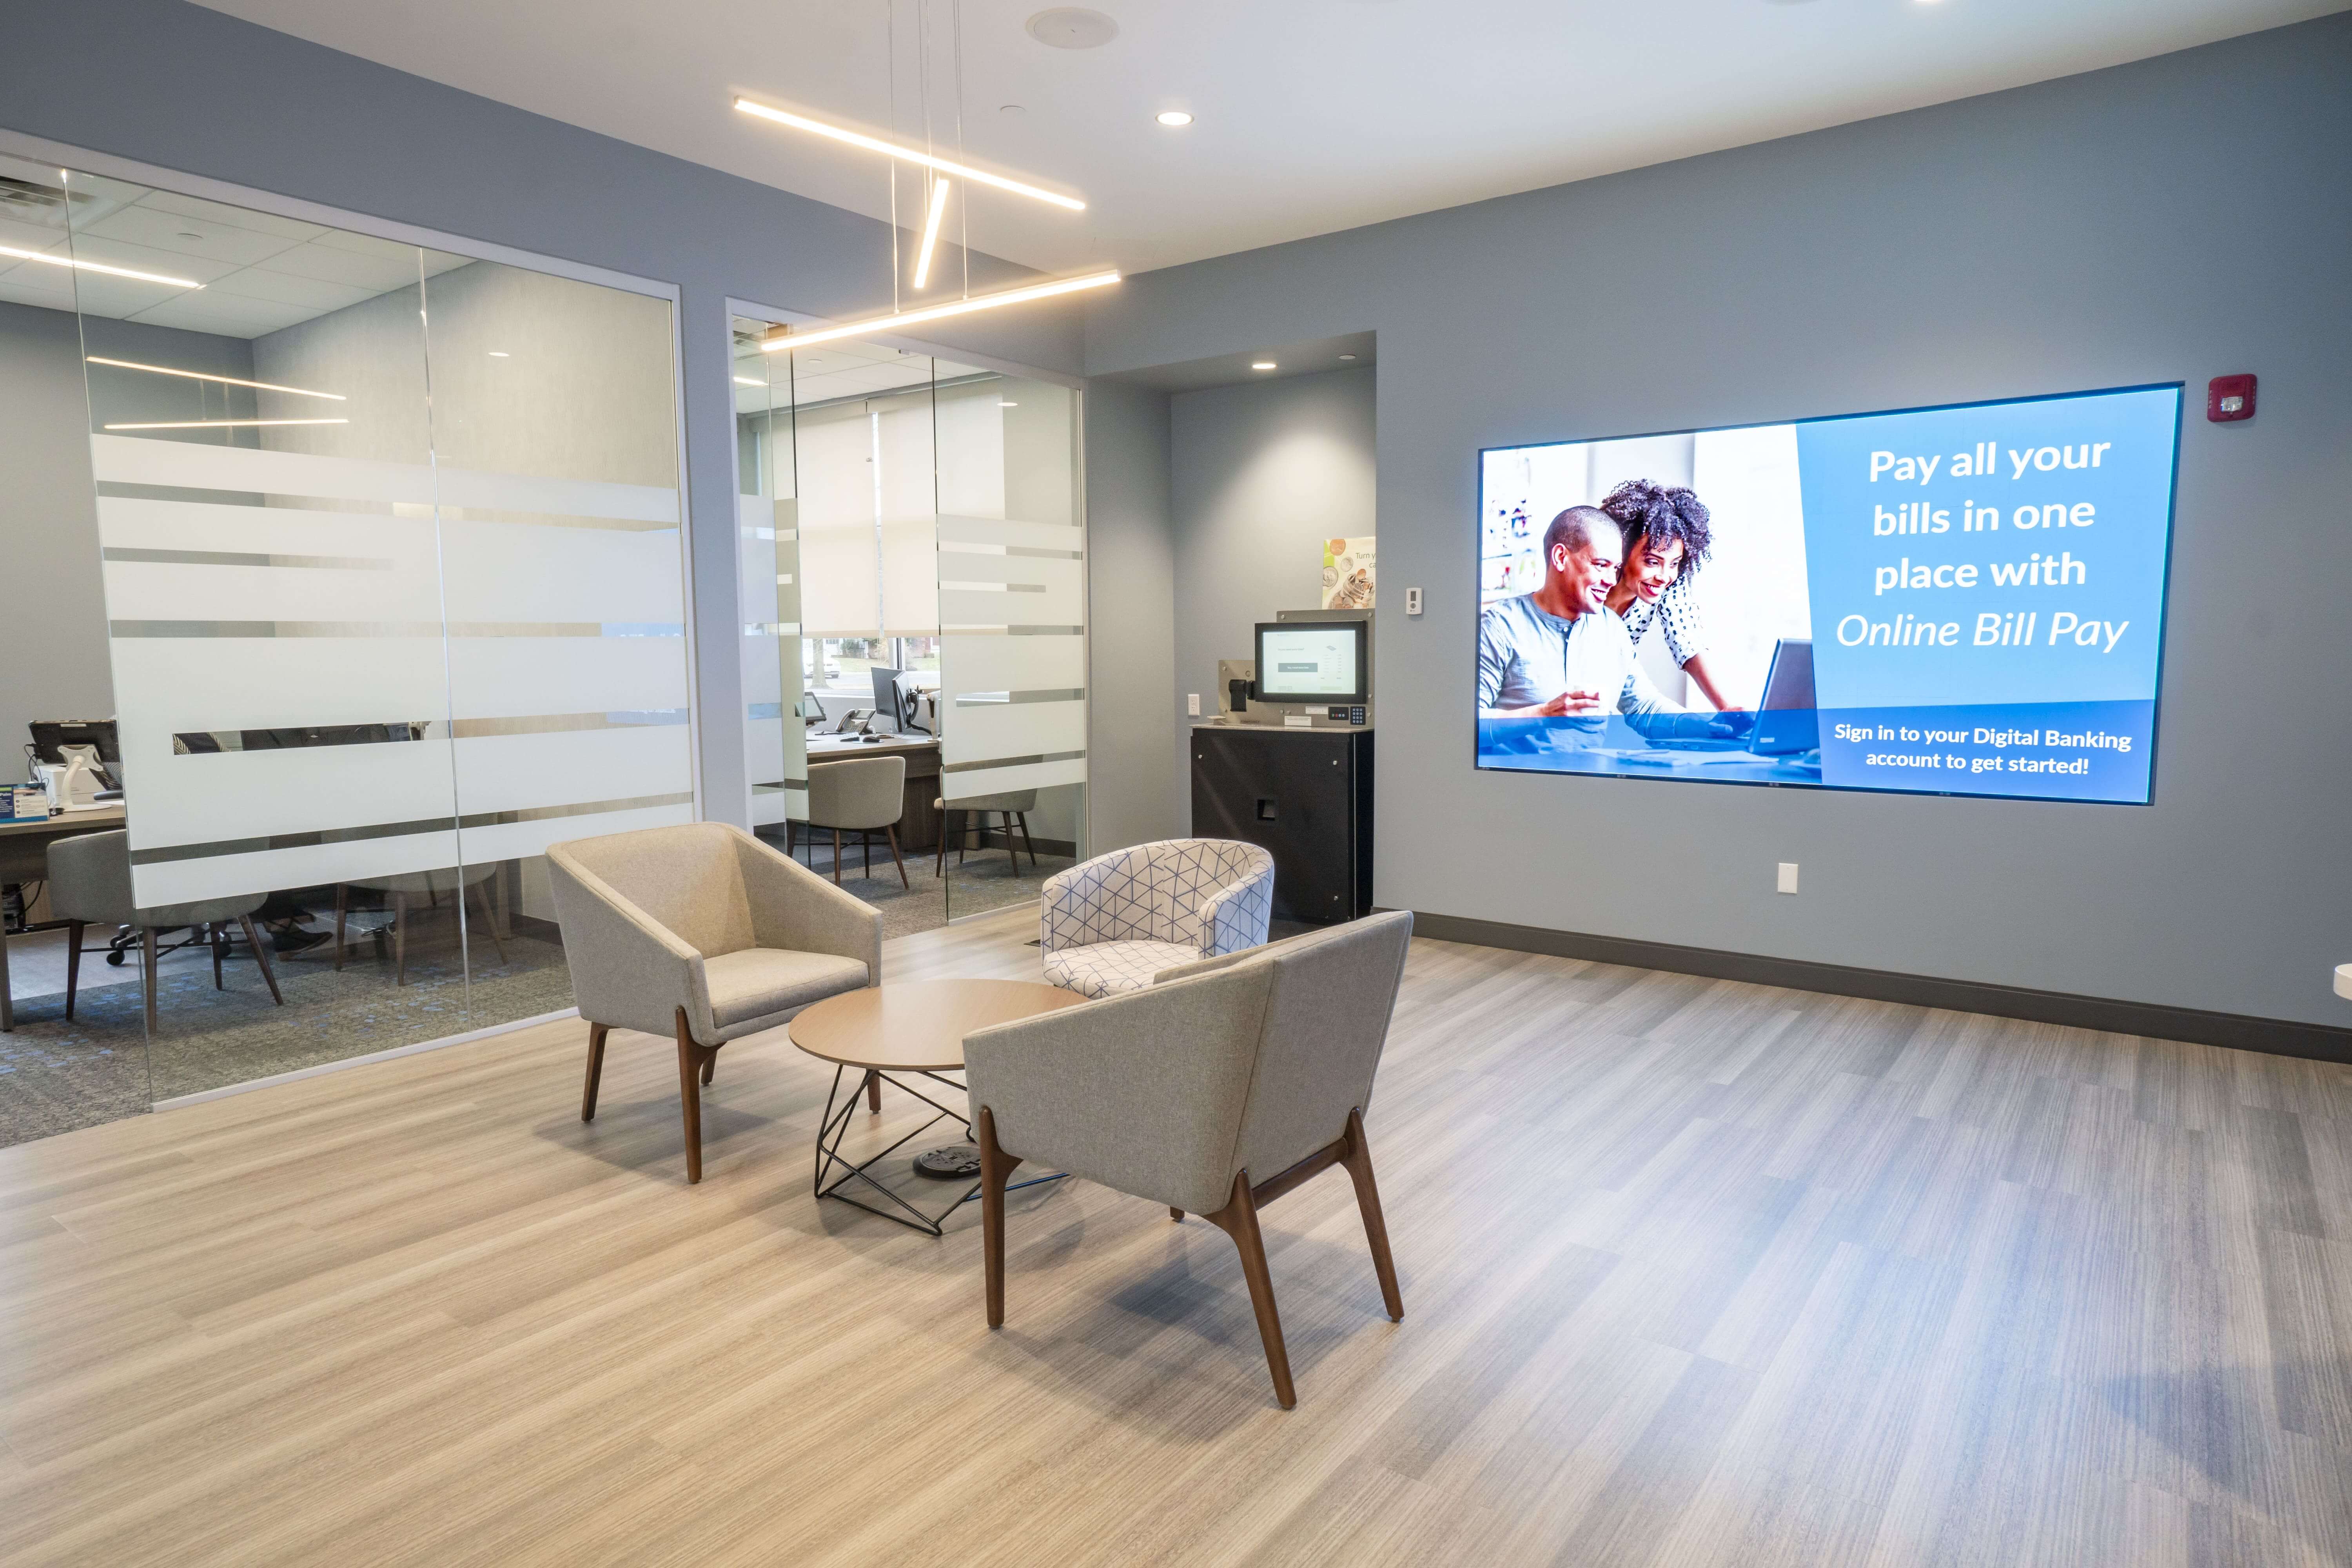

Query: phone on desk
[830,709,873,735]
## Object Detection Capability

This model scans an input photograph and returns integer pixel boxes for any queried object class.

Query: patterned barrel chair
[1040,838,1277,998]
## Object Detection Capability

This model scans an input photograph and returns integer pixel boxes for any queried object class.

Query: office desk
[804,735,943,851]
[2,805,128,1031]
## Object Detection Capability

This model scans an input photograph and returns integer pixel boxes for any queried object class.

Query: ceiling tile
[134,188,327,242]
[250,240,423,292]
[207,265,376,312]
[83,202,309,267]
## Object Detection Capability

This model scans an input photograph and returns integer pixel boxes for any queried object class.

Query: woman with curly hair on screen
[1598,477,1742,713]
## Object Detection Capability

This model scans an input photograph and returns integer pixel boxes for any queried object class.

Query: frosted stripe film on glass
[97,408,688,903]
[741,491,786,823]
[938,512,1086,795]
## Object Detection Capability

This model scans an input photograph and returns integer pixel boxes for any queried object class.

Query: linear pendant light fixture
[86,357,343,400]
[733,97,1085,211]
[911,178,951,290]
[761,270,1119,353]
[0,243,204,290]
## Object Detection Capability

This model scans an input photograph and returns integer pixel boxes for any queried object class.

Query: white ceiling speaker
[1027,9,1119,49]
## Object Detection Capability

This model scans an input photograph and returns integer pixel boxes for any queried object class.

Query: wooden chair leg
[864,1069,882,1113]
[863,829,872,877]
[211,923,225,990]
[140,926,160,1038]
[1205,1170,1297,1408]
[392,891,408,987]
[675,1007,706,1184]
[884,824,909,890]
[1341,1109,1404,1321]
[333,885,348,972]
[1170,1207,1185,1222]
[977,1107,1022,1328]
[701,1049,716,1087]
[470,878,509,965]
[581,1021,609,1121]
[831,828,844,886]
[64,919,84,1021]
[237,914,284,1006]
[1017,811,1038,871]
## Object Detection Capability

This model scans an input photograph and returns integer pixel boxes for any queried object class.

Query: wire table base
[810,1063,1064,1236]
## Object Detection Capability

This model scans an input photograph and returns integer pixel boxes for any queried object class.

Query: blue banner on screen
[1475,384,2180,804]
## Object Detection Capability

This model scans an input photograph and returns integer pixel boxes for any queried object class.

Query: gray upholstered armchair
[547,821,881,1183]
[965,909,1415,1407]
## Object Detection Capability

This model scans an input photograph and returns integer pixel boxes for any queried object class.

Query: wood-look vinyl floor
[5,905,2352,1566]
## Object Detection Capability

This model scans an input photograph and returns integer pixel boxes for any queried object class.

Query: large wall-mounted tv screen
[1475,384,2181,804]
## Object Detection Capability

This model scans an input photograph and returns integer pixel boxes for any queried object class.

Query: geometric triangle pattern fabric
[1040,838,1275,996]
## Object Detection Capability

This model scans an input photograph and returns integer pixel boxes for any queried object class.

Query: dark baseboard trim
[1405,909,2352,1065]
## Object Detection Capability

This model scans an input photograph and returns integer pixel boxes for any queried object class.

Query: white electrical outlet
[1776,862,1799,895]
[1406,586,1423,616]
[1186,693,1200,716]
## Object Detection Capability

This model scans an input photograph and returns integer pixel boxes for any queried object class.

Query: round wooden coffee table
[789,979,1086,1234]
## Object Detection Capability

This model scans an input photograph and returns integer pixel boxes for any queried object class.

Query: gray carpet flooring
[1,923,575,1147]
[763,830,1067,942]
[3,839,1069,1149]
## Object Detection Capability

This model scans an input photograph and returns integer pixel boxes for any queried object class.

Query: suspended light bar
[912,178,951,291]
[733,97,1086,212]
[760,270,1120,353]
[103,418,349,431]
[86,357,344,401]
[0,243,204,290]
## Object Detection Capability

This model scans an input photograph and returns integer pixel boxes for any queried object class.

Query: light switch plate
[1406,586,1423,616]
[1186,693,1200,716]
[1777,862,1799,895]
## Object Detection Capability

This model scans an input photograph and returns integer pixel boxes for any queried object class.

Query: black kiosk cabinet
[1191,726,1373,925]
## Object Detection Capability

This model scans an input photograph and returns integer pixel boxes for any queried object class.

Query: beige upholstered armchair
[547,821,881,1183]
[965,909,1415,1407]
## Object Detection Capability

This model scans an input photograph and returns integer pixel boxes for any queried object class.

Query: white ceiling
[196,0,2337,279]
[0,152,471,336]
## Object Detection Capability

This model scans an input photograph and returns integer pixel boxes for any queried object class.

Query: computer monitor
[869,666,905,730]
[1747,639,1818,756]
[1254,621,1367,705]
[29,719,122,786]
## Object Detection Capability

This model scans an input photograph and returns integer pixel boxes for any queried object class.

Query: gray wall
[1169,367,1378,818]
[1080,378,1178,851]
[0,301,257,772]
[0,0,1085,829]
[1083,16,2352,1027]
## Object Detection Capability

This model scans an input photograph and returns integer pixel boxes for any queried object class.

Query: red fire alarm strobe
[2208,374,2256,423]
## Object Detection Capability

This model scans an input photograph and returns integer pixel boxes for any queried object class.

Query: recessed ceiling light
[1156,110,1194,128]
[488,350,510,358]
[1338,353,1357,361]
[1000,104,1026,116]
[999,400,1019,407]
[1251,361,1277,371]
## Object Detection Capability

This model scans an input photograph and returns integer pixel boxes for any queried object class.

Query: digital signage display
[1475,385,2181,804]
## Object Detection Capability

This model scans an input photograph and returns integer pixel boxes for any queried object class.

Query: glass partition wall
[0,154,692,1139]
[732,320,1083,933]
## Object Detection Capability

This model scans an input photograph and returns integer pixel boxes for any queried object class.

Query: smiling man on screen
[1477,506,1691,730]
